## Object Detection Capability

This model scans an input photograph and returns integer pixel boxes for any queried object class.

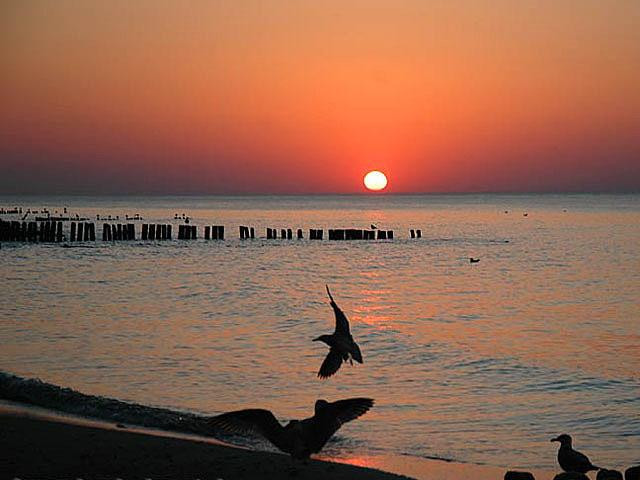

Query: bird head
[313,334,332,345]
[551,434,572,446]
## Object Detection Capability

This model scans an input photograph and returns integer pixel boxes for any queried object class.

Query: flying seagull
[551,434,599,474]
[313,285,363,379]
[208,398,374,459]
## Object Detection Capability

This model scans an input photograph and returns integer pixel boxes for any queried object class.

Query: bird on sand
[551,434,599,474]
[313,285,363,379]
[470,257,480,263]
[208,398,374,459]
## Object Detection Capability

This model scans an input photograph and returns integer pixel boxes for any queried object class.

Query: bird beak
[312,336,321,342]
[550,437,559,442]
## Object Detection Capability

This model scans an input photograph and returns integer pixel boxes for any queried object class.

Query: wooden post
[191,225,197,239]
[266,228,271,239]
[210,225,218,240]
[103,224,109,241]
[88,223,95,241]
[296,228,302,239]
[116,223,122,241]
[76,222,83,242]
[56,222,63,242]
[205,226,211,240]
[142,224,149,240]
[287,228,292,239]
[281,229,286,239]
[27,222,33,242]
[148,224,155,240]
[416,229,422,238]
[387,230,393,239]
[111,224,117,241]
[84,223,91,241]
[377,230,387,240]
[69,222,76,242]
[240,226,245,239]
[317,229,323,240]
[129,224,136,240]
[167,224,172,239]
[410,229,415,238]
[309,229,315,240]
[177,225,184,239]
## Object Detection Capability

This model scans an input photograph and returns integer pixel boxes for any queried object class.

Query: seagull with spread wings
[313,285,363,379]
[208,398,374,459]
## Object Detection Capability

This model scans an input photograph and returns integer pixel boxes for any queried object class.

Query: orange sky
[1,0,639,194]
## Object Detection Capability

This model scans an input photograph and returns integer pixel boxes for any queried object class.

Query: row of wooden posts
[0,220,65,242]
[1,220,421,243]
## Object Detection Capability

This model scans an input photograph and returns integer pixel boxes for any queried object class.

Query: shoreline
[0,400,556,480]
[0,402,411,480]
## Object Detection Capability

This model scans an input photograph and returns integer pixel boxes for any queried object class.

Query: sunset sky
[1,1,639,194]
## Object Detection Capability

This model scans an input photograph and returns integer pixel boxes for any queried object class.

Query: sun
[363,171,388,191]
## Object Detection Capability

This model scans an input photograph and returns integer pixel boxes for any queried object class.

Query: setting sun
[364,171,388,191]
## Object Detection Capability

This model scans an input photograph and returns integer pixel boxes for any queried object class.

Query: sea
[1,194,639,477]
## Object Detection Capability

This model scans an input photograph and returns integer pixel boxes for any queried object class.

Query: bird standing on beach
[208,398,374,459]
[313,286,363,379]
[551,434,599,474]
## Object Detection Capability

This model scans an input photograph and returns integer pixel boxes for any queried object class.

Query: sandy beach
[0,406,411,480]
[0,400,563,480]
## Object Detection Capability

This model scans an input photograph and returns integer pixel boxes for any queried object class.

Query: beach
[0,403,411,480]
[0,398,560,480]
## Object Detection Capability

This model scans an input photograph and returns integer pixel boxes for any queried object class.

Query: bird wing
[318,348,343,379]
[308,398,374,452]
[326,285,350,335]
[207,409,289,452]
[569,449,598,471]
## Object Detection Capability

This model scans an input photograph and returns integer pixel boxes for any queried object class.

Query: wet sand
[0,410,412,480]
[0,401,557,480]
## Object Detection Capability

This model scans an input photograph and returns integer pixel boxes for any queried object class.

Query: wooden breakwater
[1,219,427,244]
[0,220,64,243]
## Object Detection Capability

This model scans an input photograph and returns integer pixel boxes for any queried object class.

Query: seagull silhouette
[551,434,599,474]
[313,285,363,379]
[208,398,374,459]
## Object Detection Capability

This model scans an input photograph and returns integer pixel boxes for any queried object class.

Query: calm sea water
[1,194,639,474]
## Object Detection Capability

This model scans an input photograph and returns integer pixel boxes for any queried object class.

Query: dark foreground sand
[0,411,412,480]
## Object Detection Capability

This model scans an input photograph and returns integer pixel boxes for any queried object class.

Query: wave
[0,371,220,439]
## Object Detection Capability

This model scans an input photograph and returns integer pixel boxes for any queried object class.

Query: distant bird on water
[551,434,599,474]
[208,397,374,459]
[313,285,363,379]
[470,257,480,263]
